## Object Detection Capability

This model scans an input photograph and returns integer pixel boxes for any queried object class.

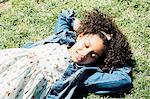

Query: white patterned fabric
[0,43,71,99]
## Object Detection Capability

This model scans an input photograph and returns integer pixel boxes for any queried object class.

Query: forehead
[85,34,104,55]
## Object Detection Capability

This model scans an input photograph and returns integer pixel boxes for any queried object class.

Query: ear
[76,33,84,41]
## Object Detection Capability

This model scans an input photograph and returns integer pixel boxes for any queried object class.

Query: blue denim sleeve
[46,63,85,99]
[23,9,76,48]
[46,63,101,99]
[54,9,75,33]
[83,66,132,94]
[50,9,76,47]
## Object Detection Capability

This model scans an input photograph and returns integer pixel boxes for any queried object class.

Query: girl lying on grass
[0,9,134,99]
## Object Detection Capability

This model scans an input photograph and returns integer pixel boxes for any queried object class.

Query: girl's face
[69,33,104,65]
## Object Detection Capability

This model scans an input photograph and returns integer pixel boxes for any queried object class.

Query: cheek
[72,42,80,49]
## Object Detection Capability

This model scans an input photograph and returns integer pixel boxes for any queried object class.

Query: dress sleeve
[82,66,132,94]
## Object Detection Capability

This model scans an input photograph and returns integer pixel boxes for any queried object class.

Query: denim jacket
[23,10,132,99]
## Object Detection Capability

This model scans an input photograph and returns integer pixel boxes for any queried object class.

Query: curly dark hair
[77,9,134,72]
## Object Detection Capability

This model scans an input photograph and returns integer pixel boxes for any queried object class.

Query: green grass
[0,0,150,98]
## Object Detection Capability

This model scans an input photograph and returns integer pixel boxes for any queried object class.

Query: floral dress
[0,43,71,99]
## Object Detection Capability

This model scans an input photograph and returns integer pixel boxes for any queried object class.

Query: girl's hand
[73,18,81,31]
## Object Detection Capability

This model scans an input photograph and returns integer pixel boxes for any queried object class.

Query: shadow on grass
[72,87,133,99]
